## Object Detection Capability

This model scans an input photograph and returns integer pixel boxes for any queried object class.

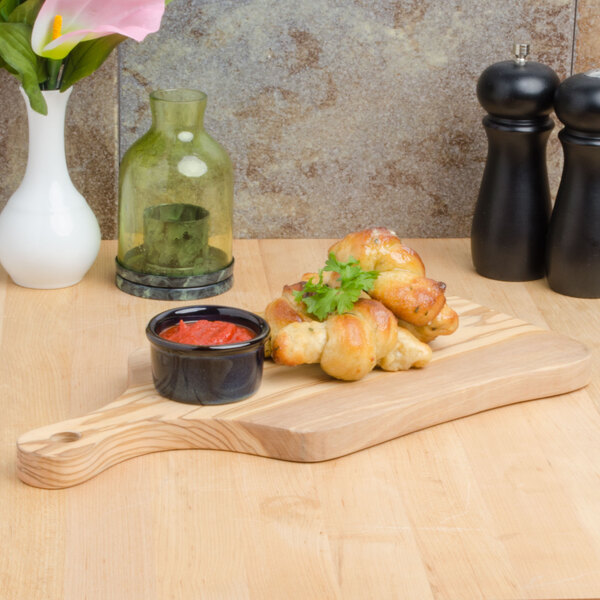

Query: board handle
[15,382,216,489]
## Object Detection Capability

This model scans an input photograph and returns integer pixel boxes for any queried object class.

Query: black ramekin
[146,305,270,405]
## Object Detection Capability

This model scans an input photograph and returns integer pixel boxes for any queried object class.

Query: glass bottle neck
[150,89,207,132]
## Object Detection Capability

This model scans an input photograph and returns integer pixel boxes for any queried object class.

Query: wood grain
[17,297,590,489]
[4,240,600,600]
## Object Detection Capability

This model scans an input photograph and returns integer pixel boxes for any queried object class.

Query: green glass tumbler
[116,89,234,300]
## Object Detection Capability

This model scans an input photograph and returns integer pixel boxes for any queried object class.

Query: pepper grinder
[546,70,600,298]
[471,44,560,280]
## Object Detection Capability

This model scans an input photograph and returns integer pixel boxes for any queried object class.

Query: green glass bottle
[116,89,234,300]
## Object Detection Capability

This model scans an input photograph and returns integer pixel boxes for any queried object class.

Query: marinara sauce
[160,319,254,346]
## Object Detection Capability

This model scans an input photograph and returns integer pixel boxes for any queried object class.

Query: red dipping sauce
[159,319,254,346]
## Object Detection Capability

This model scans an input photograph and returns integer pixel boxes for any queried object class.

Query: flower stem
[46,58,63,90]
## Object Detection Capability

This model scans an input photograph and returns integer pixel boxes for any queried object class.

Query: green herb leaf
[60,33,125,91]
[293,253,379,321]
[0,22,46,114]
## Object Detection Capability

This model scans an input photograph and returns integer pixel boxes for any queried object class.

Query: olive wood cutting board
[16,297,591,489]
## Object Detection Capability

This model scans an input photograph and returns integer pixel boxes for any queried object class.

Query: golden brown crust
[263,282,314,358]
[320,312,377,380]
[265,292,431,380]
[329,228,426,276]
[399,303,459,343]
[347,298,399,360]
[264,282,311,336]
[370,270,447,326]
[262,227,457,379]
[329,228,456,338]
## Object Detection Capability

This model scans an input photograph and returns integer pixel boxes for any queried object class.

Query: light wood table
[1,239,599,600]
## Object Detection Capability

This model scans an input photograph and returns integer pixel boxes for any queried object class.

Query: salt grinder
[546,70,600,298]
[471,44,560,280]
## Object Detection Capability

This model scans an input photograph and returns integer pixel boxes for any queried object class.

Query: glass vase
[116,89,234,299]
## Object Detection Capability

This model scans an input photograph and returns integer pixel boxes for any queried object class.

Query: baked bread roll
[328,227,426,274]
[263,282,314,358]
[399,303,459,343]
[329,228,458,341]
[266,293,431,381]
[262,227,457,380]
[369,269,447,326]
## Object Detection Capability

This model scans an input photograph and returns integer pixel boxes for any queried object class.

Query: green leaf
[0,53,16,74]
[294,253,379,320]
[336,292,357,315]
[0,22,46,114]
[0,0,19,22]
[7,0,44,26]
[325,253,378,294]
[60,33,125,90]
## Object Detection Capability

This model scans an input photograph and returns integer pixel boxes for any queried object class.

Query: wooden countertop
[2,239,599,600]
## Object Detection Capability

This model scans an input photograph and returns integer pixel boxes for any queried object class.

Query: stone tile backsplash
[1,0,598,239]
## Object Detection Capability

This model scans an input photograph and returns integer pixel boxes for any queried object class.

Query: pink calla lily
[32,0,166,60]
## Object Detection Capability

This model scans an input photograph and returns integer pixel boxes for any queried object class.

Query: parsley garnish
[293,253,379,321]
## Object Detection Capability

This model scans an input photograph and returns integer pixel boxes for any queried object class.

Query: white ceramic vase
[0,88,101,289]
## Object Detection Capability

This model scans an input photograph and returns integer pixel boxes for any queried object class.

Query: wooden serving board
[17,297,591,489]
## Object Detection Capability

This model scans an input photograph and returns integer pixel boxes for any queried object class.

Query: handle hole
[50,431,82,443]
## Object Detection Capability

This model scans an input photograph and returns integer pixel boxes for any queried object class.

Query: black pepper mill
[546,70,600,298]
[471,44,560,280]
